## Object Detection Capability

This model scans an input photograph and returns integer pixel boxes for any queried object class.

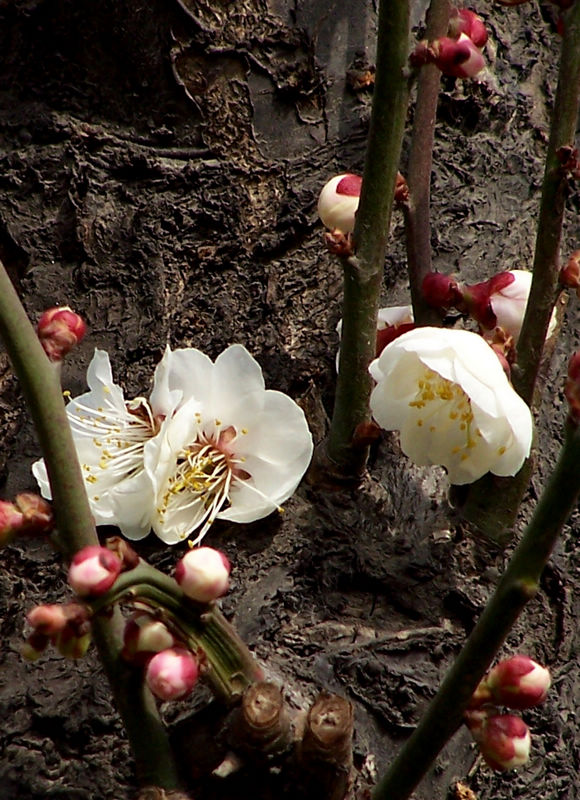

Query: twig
[0,259,181,792]
[325,0,410,479]
[513,1,580,405]
[372,418,580,800]
[404,0,451,325]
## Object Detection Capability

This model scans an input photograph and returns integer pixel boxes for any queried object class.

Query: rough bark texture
[0,1,579,799]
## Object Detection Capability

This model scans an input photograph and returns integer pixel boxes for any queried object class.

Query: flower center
[158,426,248,542]
[73,396,158,499]
[408,368,484,461]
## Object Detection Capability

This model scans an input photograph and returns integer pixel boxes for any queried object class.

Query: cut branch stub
[297,692,354,800]
[229,682,292,759]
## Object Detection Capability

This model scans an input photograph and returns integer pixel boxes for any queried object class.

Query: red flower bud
[467,712,531,771]
[422,272,463,309]
[484,655,551,710]
[449,9,488,48]
[37,306,87,362]
[560,250,580,290]
[433,34,486,79]
[175,547,231,603]
[122,612,177,666]
[145,648,199,701]
[68,545,122,597]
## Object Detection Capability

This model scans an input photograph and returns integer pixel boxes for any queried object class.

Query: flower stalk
[372,416,580,800]
[325,0,410,479]
[0,259,181,791]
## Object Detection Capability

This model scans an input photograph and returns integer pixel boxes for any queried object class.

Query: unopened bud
[122,612,177,666]
[176,547,231,603]
[449,8,488,48]
[68,545,122,597]
[560,250,580,291]
[105,536,140,571]
[22,631,51,661]
[15,493,54,535]
[37,306,87,362]
[54,626,92,659]
[565,351,580,425]
[27,604,69,636]
[467,712,531,771]
[484,655,551,710]
[422,272,463,309]
[394,172,409,204]
[433,34,486,79]
[317,174,361,234]
[0,500,24,545]
[145,648,199,701]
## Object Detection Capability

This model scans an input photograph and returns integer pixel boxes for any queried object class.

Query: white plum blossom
[33,349,170,539]
[369,327,533,485]
[34,345,313,545]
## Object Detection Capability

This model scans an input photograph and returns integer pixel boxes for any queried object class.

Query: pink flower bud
[68,545,122,597]
[0,500,25,545]
[468,712,531,771]
[27,604,70,636]
[317,174,362,234]
[485,655,551,710]
[37,306,87,362]
[422,272,463,309]
[15,492,54,535]
[565,351,580,425]
[449,9,488,48]
[122,612,177,666]
[175,547,231,603]
[145,648,199,701]
[433,34,486,79]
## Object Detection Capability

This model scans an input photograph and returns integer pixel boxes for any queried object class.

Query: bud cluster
[410,8,488,80]
[23,539,238,703]
[24,602,91,660]
[465,655,551,771]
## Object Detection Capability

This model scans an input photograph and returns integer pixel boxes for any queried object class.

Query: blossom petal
[369,327,533,485]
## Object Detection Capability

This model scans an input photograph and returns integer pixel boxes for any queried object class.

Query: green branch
[0,259,180,792]
[325,0,410,479]
[92,562,263,704]
[456,2,580,544]
[513,1,580,405]
[373,418,580,800]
